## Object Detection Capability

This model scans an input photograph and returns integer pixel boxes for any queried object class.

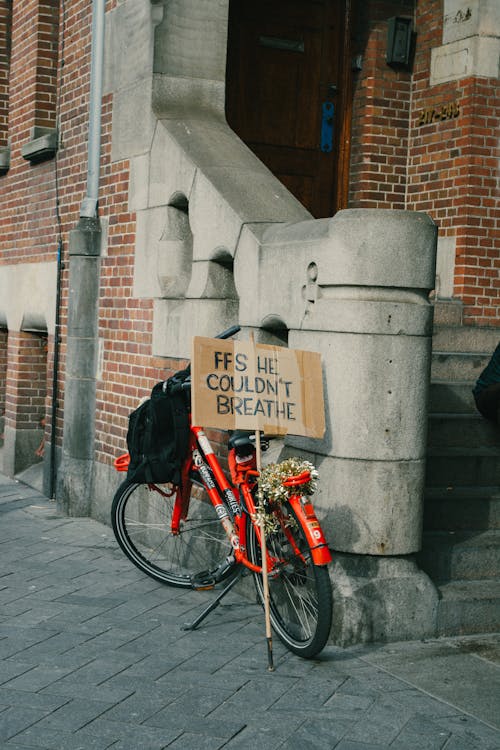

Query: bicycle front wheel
[111,479,233,587]
[246,501,332,658]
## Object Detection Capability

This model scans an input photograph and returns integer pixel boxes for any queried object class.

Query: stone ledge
[0,145,10,175]
[21,127,58,164]
[430,36,500,85]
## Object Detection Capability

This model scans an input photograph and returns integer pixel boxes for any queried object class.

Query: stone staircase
[419,323,500,636]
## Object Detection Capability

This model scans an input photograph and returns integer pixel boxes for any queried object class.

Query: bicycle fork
[287,496,332,566]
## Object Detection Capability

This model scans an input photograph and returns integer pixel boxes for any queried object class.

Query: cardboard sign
[191,337,325,438]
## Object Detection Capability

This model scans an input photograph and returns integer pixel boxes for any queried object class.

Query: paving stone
[389,715,453,749]
[271,674,347,710]
[4,632,92,664]
[280,716,350,749]
[0,661,37,686]
[144,703,247,737]
[342,696,415,745]
[442,735,497,750]
[8,725,118,749]
[434,715,500,749]
[1,602,69,628]
[4,665,79,692]
[335,671,409,698]
[322,691,375,718]
[27,698,118,733]
[334,742,391,750]
[38,652,144,687]
[0,627,59,659]
[78,716,182,747]
[95,684,184,724]
[164,732,227,750]
[221,719,300,749]
[0,688,70,712]
[0,706,52,743]
[386,689,463,719]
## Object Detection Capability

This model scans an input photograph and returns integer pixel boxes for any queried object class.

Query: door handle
[320,101,334,153]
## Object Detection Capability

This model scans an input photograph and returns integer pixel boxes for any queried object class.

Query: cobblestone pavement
[1,475,499,750]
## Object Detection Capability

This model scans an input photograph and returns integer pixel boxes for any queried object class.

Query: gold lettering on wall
[417,101,460,126]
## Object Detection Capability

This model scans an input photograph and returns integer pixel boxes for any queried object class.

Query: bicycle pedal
[191,571,216,590]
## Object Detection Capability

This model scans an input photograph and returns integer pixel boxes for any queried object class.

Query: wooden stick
[259,511,274,672]
[249,331,274,671]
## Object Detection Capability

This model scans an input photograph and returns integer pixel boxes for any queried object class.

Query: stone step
[428,381,476,414]
[423,486,500,531]
[432,325,499,354]
[427,412,499,448]
[435,578,500,636]
[417,530,500,582]
[431,351,490,382]
[425,446,500,487]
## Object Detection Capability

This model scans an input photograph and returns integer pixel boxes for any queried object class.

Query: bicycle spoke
[278,576,318,637]
[112,482,234,587]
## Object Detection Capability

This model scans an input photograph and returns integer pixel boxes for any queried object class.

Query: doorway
[225,0,352,218]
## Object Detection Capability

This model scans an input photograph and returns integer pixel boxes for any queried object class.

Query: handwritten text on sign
[191,337,325,438]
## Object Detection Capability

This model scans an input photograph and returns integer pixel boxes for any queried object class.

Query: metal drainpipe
[57,0,106,514]
[81,0,106,220]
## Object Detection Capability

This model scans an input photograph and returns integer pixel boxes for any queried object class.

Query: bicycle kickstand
[181,569,244,631]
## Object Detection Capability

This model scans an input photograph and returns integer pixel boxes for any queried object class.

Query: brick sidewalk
[1,475,499,749]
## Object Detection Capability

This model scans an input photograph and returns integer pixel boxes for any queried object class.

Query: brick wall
[1,0,60,263]
[4,331,47,433]
[349,0,414,209]
[349,0,499,324]
[0,0,11,150]
[407,0,500,324]
[34,0,59,130]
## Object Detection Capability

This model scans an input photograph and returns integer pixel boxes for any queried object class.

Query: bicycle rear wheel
[111,479,233,587]
[246,501,332,658]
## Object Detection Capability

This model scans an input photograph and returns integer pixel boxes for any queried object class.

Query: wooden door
[225,0,351,218]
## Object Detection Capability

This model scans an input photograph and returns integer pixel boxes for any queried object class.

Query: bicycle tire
[246,501,332,658]
[111,479,234,587]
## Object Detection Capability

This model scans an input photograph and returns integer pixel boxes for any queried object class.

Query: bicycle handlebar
[215,325,241,340]
[167,325,241,394]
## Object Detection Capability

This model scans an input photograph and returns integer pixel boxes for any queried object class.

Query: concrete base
[329,553,439,646]
[92,459,124,525]
[2,425,44,476]
[56,455,95,517]
[15,462,45,495]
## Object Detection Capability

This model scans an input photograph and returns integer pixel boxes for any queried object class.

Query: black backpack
[126,369,190,485]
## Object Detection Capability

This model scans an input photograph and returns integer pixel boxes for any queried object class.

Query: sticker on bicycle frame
[223,488,241,518]
[197,460,216,490]
[196,432,214,455]
[215,504,229,520]
[191,337,325,438]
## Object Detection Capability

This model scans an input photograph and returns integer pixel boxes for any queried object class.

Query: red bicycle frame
[172,425,332,573]
[113,424,332,573]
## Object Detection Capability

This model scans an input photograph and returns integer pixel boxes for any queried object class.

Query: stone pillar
[57,217,101,516]
[236,208,441,644]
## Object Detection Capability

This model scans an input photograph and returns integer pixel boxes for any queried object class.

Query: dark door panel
[226,0,350,218]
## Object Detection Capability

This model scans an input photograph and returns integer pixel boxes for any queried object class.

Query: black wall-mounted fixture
[386,17,413,68]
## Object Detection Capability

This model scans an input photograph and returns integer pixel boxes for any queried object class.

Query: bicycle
[111,326,333,659]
